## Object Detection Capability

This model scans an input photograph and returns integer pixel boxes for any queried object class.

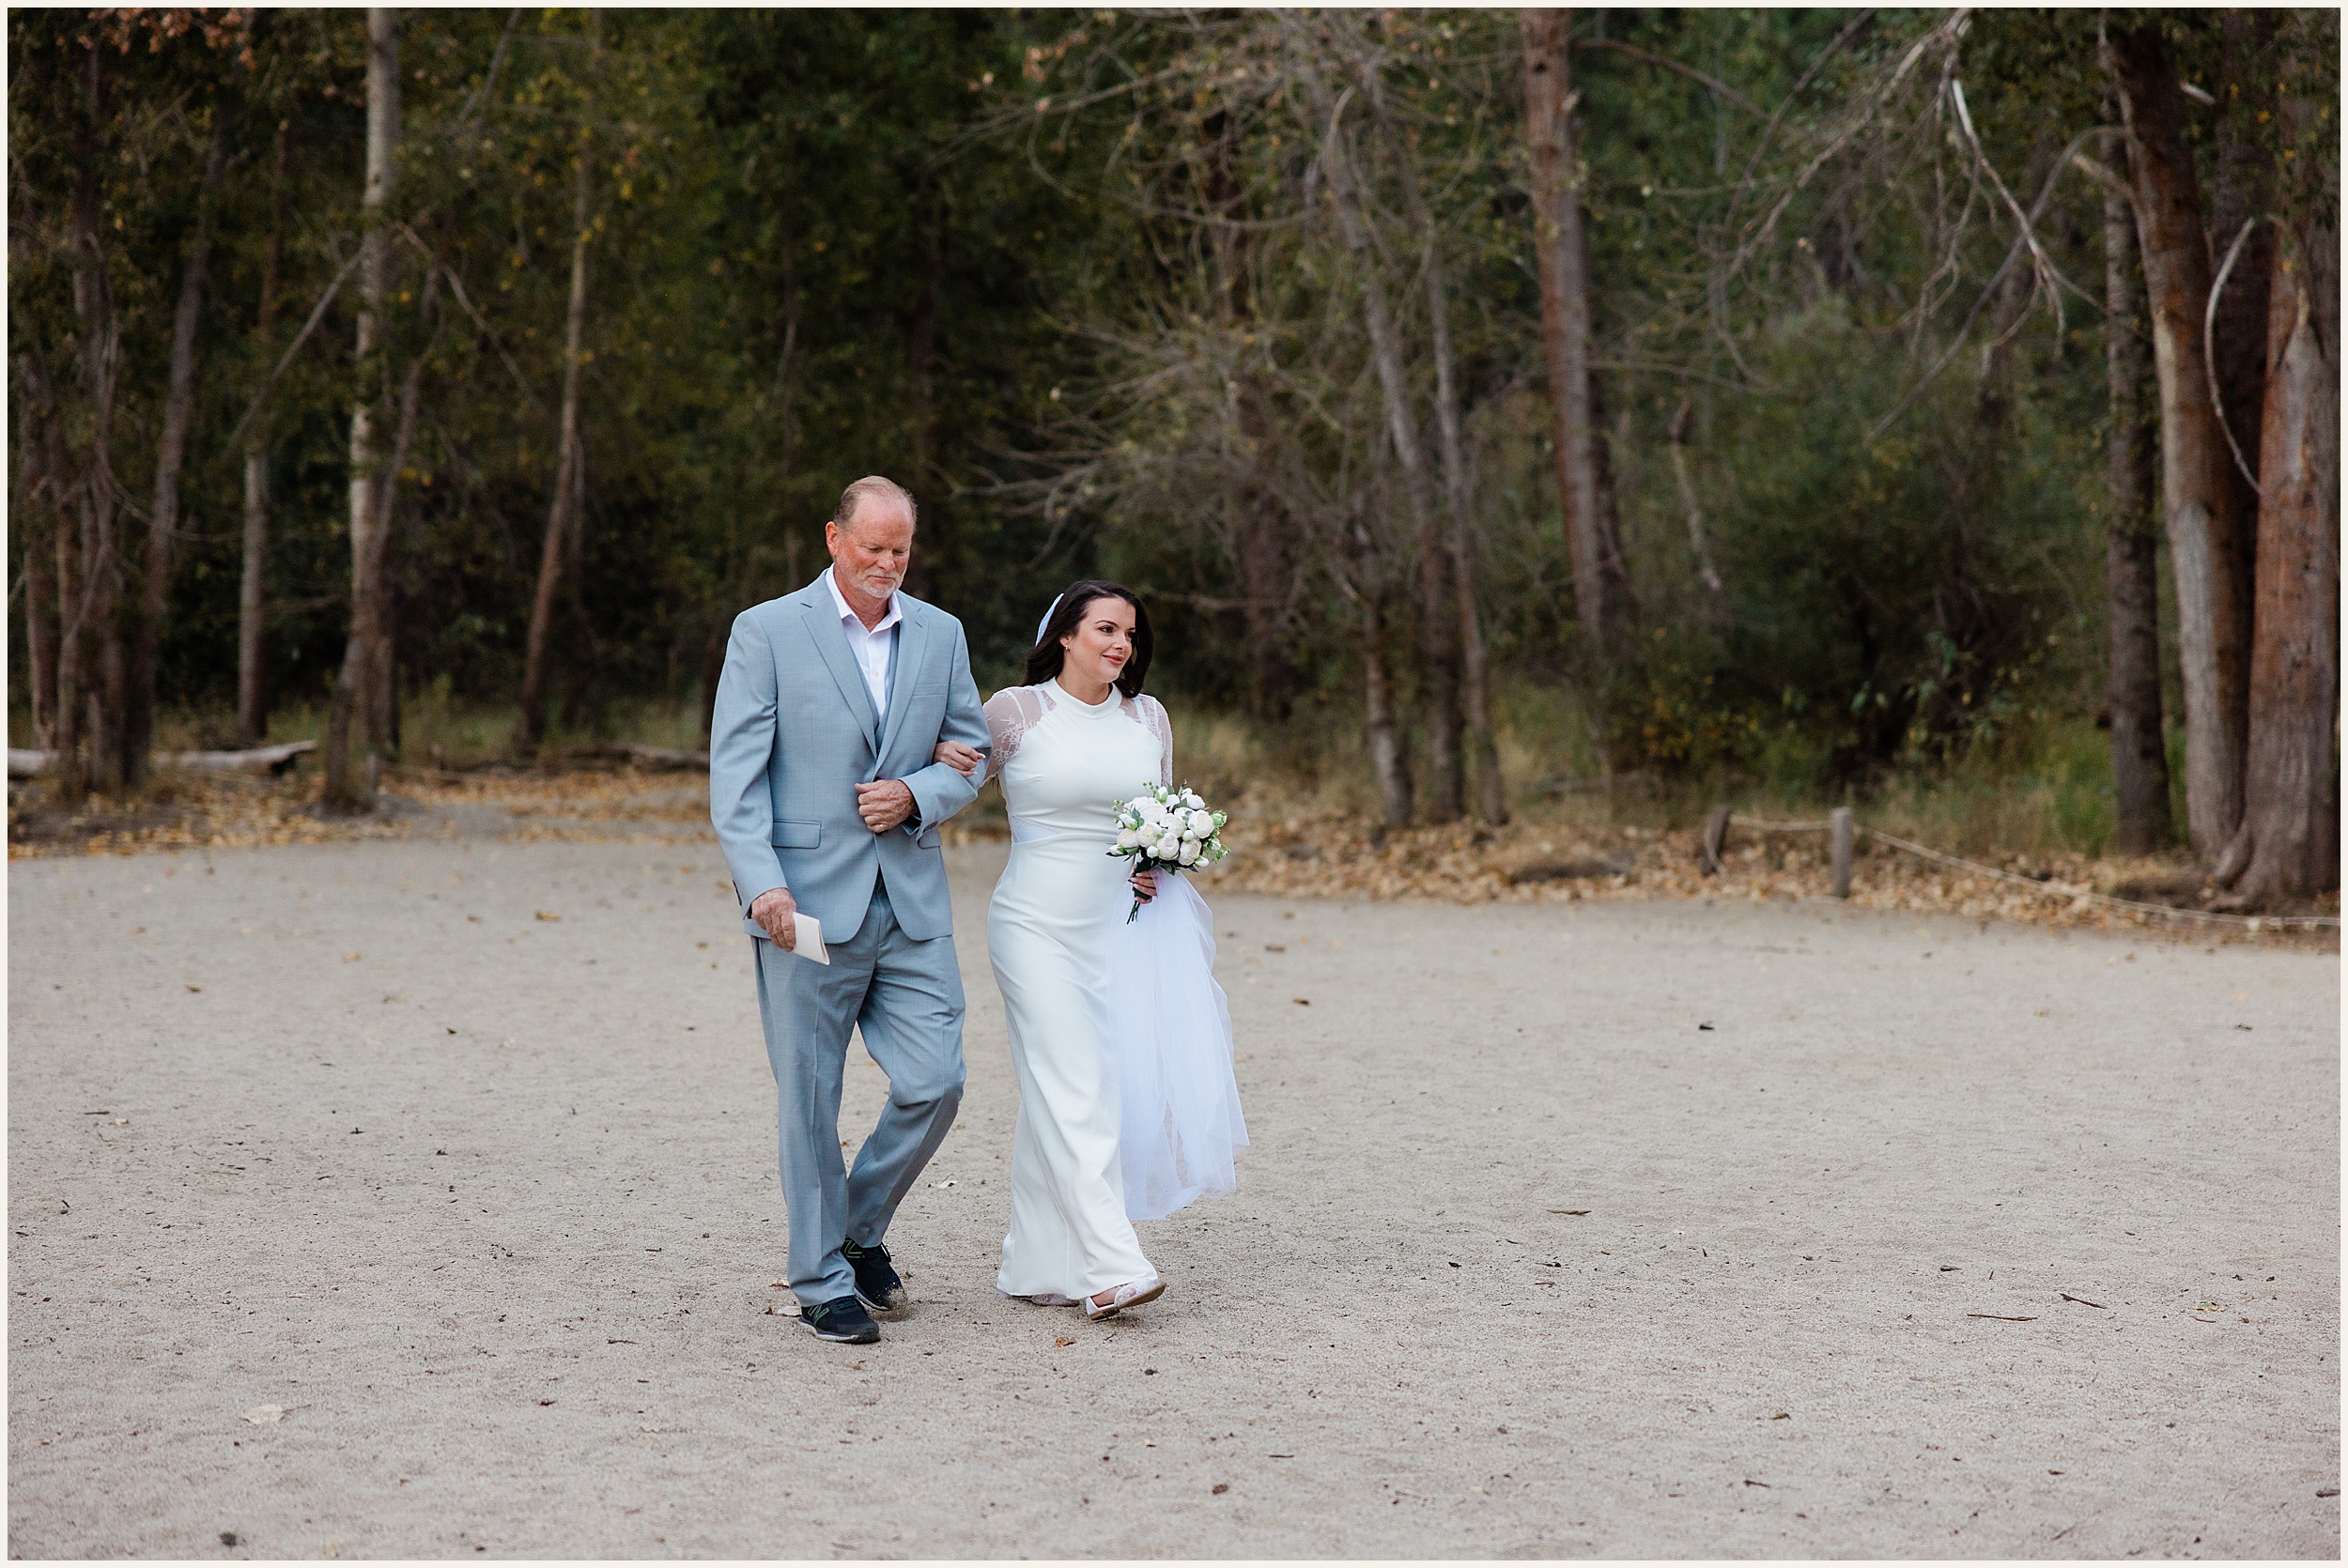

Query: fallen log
[8,740,317,779]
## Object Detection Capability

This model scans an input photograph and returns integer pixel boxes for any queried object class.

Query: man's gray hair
[832,474,919,530]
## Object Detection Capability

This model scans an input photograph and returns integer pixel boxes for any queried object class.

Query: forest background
[8,8,2339,907]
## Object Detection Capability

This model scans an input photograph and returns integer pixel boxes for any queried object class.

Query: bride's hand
[1129,869,1158,903]
[933,739,983,777]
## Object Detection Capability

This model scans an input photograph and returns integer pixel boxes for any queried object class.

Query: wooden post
[1700,804,1731,876]
[1830,807,1854,898]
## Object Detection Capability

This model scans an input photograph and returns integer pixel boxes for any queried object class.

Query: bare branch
[1574,37,1765,118]
[224,248,361,450]
[1947,77,2087,333]
[1866,124,2120,440]
[2203,216,2270,499]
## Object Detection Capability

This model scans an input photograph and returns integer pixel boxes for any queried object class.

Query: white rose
[1178,839,1200,866]
[1188,808,1213,836]
[1182,791,1204,809]
[1116,827,1140,849]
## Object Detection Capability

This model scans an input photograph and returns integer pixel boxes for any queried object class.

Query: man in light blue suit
[709,475,990,1345]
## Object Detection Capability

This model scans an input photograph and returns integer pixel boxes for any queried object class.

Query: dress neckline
[1049,678,1121,716]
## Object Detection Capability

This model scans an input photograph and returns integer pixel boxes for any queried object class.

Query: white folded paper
[786,912,828,964]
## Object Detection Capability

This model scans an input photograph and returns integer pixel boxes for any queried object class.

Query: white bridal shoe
[1082,1276,1166,1320]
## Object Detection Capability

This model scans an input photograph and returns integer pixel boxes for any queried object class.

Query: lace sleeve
[1140,694,1174,788]
[982,685,1054,783]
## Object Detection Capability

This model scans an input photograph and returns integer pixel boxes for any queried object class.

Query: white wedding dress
[983,680,1247,1302]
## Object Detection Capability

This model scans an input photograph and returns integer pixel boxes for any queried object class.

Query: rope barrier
[1719,811,2340,932]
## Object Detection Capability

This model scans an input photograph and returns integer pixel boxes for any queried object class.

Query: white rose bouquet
[1108,782,1229,922]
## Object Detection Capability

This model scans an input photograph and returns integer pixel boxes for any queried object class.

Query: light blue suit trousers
[709,575,991,1306]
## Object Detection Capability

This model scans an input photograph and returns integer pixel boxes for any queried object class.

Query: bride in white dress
[934,581,1246,1320]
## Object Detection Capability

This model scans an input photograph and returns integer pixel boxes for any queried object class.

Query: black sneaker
[842,1237,907,1313]
[797,1295,879,1345]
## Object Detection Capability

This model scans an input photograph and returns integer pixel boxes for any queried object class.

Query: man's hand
[855,778,917,834]
[749,886,798,950]
[933,739,983,778]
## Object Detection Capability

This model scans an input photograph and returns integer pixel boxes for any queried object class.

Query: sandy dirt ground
[8,828,2339,1559]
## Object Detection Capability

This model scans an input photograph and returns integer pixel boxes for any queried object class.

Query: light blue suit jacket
[709,576,990,944]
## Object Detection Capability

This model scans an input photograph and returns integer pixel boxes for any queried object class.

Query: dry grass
[11,731,2332,950]
[6,768,408,858]
[1199,793,2335,947]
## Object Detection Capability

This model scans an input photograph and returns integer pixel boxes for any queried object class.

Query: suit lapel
[873,607,929,765]
[798,591,880,750]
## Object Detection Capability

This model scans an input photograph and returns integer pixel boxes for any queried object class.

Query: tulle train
[1105,872,1248,1221]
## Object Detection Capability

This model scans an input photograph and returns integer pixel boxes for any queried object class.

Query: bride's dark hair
[1024,579,1153,698]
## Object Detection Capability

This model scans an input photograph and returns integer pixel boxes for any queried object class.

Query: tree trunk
[2109,25,2253,859]
[67,50,123,796]
[54,497,84,798]
[237,118,292,750]
[2099,147,2173,857]
[1372,83,1504,824]
[324,7,400,811]
[367,290,438,762]
[1316,93,1461,822]
[1348,518,1413,828]
[376,587,399,761]
[898,184,944,603]
[1522,8,1629,666]
[1425,238,1503,824]
[14,354,62,750]
[1202,113,1303,725]
[235,449,271,746]
[125,105,231,788]
[2217,78,2340,901]
[1585,370,1636,625]
[23,340,81,783]
[1666,392,1727,610]
[2207,10,2278,538]
[1233,476,1303,726]
[22,509,57,751]
[776,216,802,588]
[514,122,595,758]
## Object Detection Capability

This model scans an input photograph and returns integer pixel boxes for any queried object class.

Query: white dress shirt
[825,566,902,724]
